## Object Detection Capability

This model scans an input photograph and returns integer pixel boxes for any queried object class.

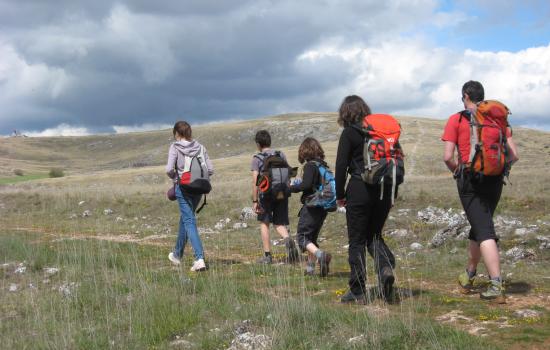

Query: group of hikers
[164,80,519,304]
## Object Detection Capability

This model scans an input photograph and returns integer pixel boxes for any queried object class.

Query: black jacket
[290,159,327,204]
[335,126,365,200]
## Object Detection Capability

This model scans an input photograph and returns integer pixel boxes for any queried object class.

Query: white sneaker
[190,258,207,272]
[168,252,181,265]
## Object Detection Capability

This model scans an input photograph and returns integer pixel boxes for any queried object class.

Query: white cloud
[23,123,90,137]
[112,123,172,134]
[0,42,73,99]
[296,40,550,126]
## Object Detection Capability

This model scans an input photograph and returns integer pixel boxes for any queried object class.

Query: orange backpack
[353,114,405,203]
[459,100,511,177]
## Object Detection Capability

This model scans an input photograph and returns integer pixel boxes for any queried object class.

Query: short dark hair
[298,137,325,164]
[255,130,271,148]
[173,121,192,140]
[462,80,484,103]
[338,95,372,127]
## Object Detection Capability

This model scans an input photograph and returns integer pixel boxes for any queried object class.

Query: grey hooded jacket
[165,140,214,181]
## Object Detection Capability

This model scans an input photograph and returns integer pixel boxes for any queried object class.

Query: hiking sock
[467,269,476,279]
[490,276,502,283]
[314,250,324,260]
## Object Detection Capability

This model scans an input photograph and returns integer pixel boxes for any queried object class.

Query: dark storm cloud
[3,0,432,133]
[2,0,548,134]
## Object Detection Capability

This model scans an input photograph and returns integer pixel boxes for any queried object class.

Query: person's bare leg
[260,222,271,252]
[305,242,319,256]
[274,224,289,238]
[467,240,481,273]
[480,239,500,279]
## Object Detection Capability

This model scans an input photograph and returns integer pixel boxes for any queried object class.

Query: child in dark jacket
[290,137,332,277]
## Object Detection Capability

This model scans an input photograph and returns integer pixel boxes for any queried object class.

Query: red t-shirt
[442,112,512,164]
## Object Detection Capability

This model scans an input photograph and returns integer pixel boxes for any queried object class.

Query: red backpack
[353,114,405,203]
[459,100,510,177]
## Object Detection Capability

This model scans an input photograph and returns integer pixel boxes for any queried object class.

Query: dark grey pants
[296,206,327,252]
[345,180,396,295]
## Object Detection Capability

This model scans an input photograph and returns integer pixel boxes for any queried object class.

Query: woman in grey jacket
[165,121,214,271]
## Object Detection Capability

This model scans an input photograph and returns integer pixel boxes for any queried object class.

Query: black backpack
[255,151,295,201]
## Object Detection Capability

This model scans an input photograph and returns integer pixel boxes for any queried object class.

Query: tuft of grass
[49,168,65,178]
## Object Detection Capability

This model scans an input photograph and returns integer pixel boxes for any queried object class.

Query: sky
[1,0,549,136]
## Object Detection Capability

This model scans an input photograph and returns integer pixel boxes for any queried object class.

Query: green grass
[0,173,49,185]
[0,232,502,350]
[1,114,549,349]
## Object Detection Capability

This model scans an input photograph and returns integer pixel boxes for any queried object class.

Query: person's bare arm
[443,141,458,173]
[506,131,519,164]
[252,170,260,213]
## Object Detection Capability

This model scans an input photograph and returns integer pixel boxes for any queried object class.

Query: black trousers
[296,205,327,252]
[456,173,503,243]
[345,178,396,295]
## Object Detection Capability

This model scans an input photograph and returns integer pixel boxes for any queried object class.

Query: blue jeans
[173,185,204,260]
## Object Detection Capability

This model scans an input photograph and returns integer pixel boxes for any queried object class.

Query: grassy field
[1,114,549,349]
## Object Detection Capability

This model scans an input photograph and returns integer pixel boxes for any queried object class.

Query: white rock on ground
[513,309,542,318]
[103,208,114,215]
[430,223,469,247]
[410,242,423,250]
[505,247,536,261]
[417,206,467,227]
[43,267,59,276]
[82,210,92,217]
[227,332,271,350]
[232,222,248,230]
[348,334,366,344]
[240,207,255,221]
[9,283,18,292]
[78,201,86,206]
[14,264,26,274]
[169,339,195,348]
[58,282,79,297]
[386,229,409,238]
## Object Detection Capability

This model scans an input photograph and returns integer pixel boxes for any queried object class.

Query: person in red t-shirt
[442,80,519,303]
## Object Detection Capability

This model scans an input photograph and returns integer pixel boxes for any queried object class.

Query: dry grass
[1,114,549,349]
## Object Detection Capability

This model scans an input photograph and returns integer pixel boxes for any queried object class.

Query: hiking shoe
[168,252,181,265]
[285,238,300,263]
[190,258,207,272]
[379,266,395,301]
[318,252,332,277]
[257,255,273,264]
[458,271,475,293]
[304,262,315,276]
[480,280,506,304]
[340,290,367,304]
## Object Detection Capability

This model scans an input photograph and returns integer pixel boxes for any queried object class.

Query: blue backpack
[305,161,337,212]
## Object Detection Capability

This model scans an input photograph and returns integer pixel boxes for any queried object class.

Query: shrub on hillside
[13,169,24,176]
[49,168,64,178]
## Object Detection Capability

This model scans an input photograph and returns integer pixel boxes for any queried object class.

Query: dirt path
[4,226,172,247]
[406,122,425,176]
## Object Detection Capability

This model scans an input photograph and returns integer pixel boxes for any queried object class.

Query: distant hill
[1,113,549,179]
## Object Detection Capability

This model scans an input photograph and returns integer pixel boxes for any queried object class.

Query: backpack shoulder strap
[254,152,267,171]
[350,123,366,136]
[459,110,479,164]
